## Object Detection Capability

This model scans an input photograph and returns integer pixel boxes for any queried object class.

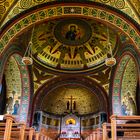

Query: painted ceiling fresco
[32,18,117,73]
[0,0,140,28]
[41,85,100,115]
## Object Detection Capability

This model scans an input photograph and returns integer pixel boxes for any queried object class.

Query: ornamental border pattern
[14,54,30,123]
[0,5,140,56]
[1,0,139,27]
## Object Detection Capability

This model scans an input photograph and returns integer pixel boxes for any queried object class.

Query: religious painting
[41,86,100,115]
[32,18,117,73]
[54,19,92,46]
[121,91,137,116]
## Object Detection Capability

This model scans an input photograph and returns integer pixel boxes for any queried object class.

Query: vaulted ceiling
[0,0,139,117]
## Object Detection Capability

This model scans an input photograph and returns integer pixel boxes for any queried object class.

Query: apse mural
[32,18,117,72]
[121,58,138,116]
[4,56,21,115]
[41,85,100,115]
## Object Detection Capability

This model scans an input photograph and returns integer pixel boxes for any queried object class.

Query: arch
[1,0,139,28]
[111,44,140,115]
[0,45,31,123]
[0,2,140,57]
[31,76,109,124]
[4,55,22,116]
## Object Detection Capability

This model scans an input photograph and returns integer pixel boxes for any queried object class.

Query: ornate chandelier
[22,25,34,65]
[105,27,116,67]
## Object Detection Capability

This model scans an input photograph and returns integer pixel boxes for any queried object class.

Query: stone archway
[0,46,31,123]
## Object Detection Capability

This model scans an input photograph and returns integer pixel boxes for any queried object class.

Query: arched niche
[0,49,31,123]
[120,57,138,116]
[111,50,139,115]
[31,76,109,124]
[4,55,22,116]
[41,85,101,115]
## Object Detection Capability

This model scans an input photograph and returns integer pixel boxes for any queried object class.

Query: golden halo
[68,24,78,30]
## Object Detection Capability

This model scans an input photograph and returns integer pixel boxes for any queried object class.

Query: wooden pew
[24,127,35,140]
[0,114,26,140]
[0,114,39,140]
[34,131,51,140]
[109,115,140,140]
[0,114,58,140]
[85,128,103,140]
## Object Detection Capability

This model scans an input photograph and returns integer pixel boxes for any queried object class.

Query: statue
[67,101,70,110]
[73,101,76,110]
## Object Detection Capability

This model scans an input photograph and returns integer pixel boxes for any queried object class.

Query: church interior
[0,0,140,140]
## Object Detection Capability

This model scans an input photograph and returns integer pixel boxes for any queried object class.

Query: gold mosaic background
[41,85,100,115]
[121,58,138,103]
[121,57,138,115]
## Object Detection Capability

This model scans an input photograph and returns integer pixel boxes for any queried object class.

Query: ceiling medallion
[54,19,92,46]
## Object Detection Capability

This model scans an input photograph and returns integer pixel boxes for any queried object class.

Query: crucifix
[66,96,76,113]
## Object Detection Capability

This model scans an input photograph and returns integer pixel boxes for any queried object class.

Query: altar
[59,114,81,139]
[32,96,107,139]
